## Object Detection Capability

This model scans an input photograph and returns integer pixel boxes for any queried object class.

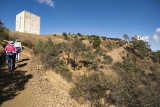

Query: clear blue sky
[0,0,160,51]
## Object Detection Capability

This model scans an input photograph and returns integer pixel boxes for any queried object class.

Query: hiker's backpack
[16,47,21,53]
[6,51,15,56]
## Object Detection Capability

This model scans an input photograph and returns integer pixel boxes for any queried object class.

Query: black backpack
[16,47,21,53]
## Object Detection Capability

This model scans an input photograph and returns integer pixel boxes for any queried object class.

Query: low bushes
[82,50,98,70]
[33,38,72,81]
[21,40,34,49]
[111,60,160,107]
[101,36,107,40]
[56,66,72,82]
[93,40,101,48]
[69,72,109,106]
[102,55,112,64]
[107,38,121,41]
[0,19,9,41]
[33,39,59,69]
[53,34,56,36]
[70,57,160,106]
[105,41,112,50]
[62,32,68,40]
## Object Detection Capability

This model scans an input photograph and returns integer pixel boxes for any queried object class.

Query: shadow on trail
[0,69,32,105]
[0,52,6,68]
[19,58,29,63]
[18,63,27,68]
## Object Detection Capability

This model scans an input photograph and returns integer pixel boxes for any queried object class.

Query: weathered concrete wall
[16,11,25,33]
[16,10,40,35]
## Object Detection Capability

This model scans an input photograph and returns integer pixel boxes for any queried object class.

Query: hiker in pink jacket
[5,41,17,72]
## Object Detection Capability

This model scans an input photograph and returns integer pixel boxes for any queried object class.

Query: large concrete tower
[16,10,40,35]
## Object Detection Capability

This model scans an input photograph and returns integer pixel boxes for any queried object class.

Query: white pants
[16,52,21,61]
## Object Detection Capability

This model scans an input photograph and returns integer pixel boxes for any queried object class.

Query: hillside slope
[1,30,159,107]
[9,30,65,44]
[0,46,90,107]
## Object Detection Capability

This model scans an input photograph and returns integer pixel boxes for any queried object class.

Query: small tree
[62,32,68,40]
[91,35,100,40]
[82,50,95,65]
[70,72,109,106]
[77,33,82,37]
[0,19,9,41]
[155,50,160,67]
[93,40,101,48]
[101,36,107,40]
[33,38,59,69]
[72,37,86,70]
[105,41,112,50]
[56,42,72,65]
[131,36,150,59]
[123,34,130,41]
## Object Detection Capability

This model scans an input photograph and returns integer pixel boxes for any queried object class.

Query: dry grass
[8,30,65,44]
[7,30,160,107]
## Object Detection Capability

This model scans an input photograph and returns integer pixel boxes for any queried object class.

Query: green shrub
[150,51,160,63]
[100,65,105,69]
[53,34,56,36]
[0,19,9,41]
[59,59,66,66]
[91,35,100,40]
[79,37,85,41]
[111,60,160,107]
[102,55,112,64]
[66,37,72,41]
[107,38,121,41]
[87,36,92,40]
[101,36,107,40]
[93,40,101,48]
[82,50,95,66]
[88,58,101,70]
[21,40,34,49]
[62,32,68,40]
[33,40,43,55]
[57,66,72,82]
[33,38,59,69]
[77,33,82,37]
[119,42,123,46]
[131,37,150,59]
[105,41,112,50]
[94,47,101,55]
[33,38,72,82]
[69,72,108,106]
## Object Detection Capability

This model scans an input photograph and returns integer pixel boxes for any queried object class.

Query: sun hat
[15,39,19,42]
[8,41,14,46]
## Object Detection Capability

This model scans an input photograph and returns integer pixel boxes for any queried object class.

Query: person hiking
[14,39,22,59]
[5,41,17,72]
[14,39,22,68]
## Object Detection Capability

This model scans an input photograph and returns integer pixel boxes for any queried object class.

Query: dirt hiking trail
[106,43,129,63]
[0,47,89,107]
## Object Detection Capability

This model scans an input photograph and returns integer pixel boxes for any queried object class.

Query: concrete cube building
[16,10,40,35]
